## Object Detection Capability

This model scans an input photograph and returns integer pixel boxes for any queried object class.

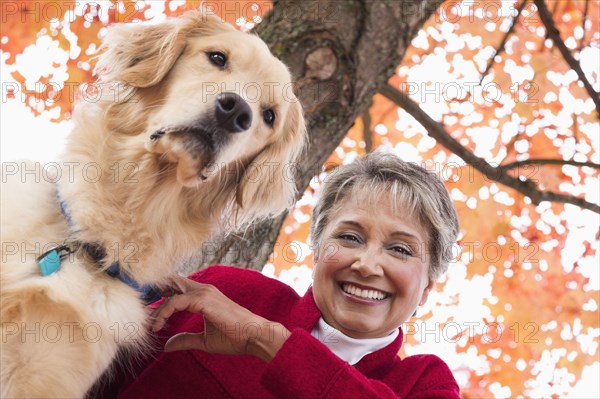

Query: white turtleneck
[310,317,399,365]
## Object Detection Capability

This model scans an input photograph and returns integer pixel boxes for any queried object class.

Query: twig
[480,0,528,84]
[362,110,373,153]
[534,0,600,117]
[580,0,589,51]
[380,84,600,213]
[500,158,600,170]
[537,0,559,52]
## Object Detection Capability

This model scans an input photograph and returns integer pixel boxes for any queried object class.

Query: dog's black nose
[215,92,252,133]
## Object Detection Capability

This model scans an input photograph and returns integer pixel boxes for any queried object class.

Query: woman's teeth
[342,283,389,300]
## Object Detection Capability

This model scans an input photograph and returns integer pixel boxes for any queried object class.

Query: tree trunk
[184,0,443,273]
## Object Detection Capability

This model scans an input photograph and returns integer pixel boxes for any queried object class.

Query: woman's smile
[339,282,391,302]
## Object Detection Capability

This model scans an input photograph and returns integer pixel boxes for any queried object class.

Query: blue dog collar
[49,193,163,305]
[37,245,73,276]
[106,262,162,305]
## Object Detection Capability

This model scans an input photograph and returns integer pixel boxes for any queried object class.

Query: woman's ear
[419,280,434,307]
[309,241,319,280]
[312,243,320,263]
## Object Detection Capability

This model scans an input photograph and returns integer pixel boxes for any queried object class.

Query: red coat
[111,265,460,398]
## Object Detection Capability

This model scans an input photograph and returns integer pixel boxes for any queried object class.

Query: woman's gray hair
[310,151,459,282]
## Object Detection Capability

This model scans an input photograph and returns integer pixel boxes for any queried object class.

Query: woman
[113,151,460,398]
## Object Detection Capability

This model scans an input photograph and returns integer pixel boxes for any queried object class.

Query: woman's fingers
[151,282,228,331]
[165,332,207,352]
[151,294,201,332]
[159,274,201,296]
[149,281,290,359]
[167,274,198,293]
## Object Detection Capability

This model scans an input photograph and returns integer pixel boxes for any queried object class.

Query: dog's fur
[1,11,305,398]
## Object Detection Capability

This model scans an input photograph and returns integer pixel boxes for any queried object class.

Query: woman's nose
[351,245,384,277]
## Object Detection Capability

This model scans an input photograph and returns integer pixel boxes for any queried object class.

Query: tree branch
[533,0,600,117]
[480,0,528,83]
[500,158,600,170]
[380,84,600,214]
[580,0,589,51]
[362,109,373,153]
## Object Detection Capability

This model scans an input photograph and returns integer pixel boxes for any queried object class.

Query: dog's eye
[263,109,275,126]
[208,52,227,68]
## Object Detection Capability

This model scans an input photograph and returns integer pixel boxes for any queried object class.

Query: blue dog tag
[38,248,63,276]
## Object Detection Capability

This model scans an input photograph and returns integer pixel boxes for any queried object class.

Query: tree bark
[184,0,443,273]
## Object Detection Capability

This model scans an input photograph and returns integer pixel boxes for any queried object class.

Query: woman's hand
[151,276,290,362]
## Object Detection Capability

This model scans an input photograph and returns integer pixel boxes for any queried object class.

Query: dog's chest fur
[1,169,151,397]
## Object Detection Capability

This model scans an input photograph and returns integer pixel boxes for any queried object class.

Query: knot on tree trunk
[305,46,337,80]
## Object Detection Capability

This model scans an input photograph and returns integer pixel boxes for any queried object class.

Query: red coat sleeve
[260,329,460,399]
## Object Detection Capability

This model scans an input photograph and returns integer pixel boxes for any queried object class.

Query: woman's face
[312,194,432,339]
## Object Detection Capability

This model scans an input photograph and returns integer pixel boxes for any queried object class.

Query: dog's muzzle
[145,92,253,187]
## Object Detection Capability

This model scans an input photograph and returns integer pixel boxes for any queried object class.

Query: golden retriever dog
[1,11,305,398]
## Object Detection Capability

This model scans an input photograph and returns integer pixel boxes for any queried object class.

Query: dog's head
[94,11,306,220]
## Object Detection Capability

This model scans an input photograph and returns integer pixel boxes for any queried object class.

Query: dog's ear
[95,19,186,88]
[95,12,234,88]
[236,100,307,221]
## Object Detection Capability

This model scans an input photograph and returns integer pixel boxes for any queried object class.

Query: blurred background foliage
[1,1,598,397]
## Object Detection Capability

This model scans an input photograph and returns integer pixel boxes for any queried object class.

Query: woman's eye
[207,51,227,68]
[390,245,412,257]
[263,109,275,126]
[338,233,360,243]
